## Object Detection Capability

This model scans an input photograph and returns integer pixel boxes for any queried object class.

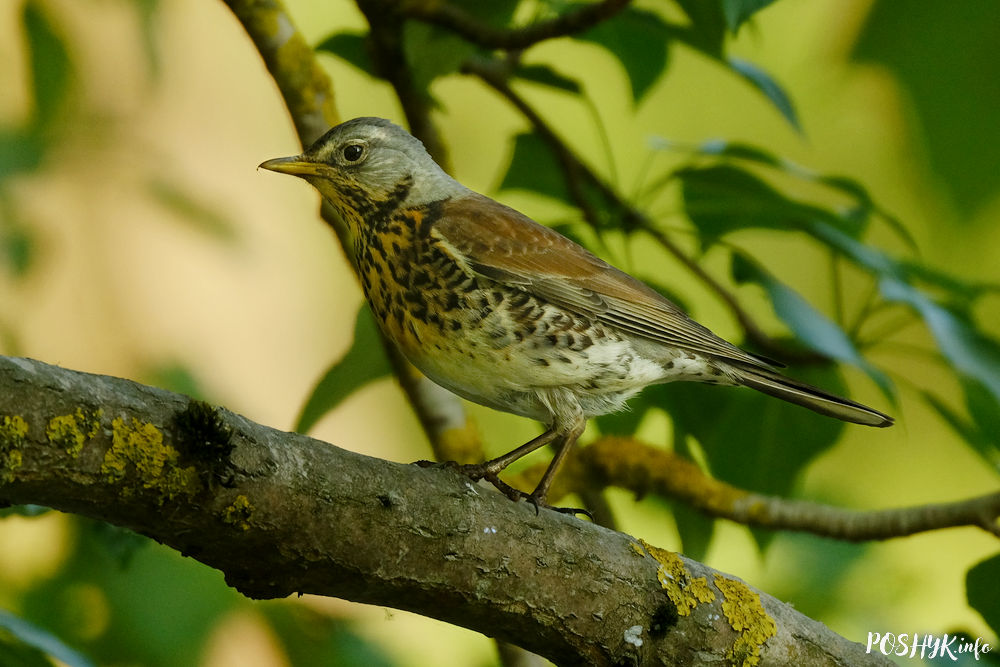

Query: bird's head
[260,117,467,233]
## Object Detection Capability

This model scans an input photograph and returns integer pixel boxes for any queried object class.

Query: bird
[260,116,893,514]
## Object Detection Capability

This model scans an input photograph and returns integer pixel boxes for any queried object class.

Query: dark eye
[343,143,364,162]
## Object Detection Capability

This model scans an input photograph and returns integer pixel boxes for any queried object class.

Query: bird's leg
[525,419,589,517]
[457,427,560,489]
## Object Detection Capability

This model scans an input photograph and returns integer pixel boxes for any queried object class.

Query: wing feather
[433,193,775,369]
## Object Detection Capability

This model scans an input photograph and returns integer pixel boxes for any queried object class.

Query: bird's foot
[413,459,592,519]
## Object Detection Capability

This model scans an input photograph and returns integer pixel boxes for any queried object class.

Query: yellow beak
[258,156,324,176]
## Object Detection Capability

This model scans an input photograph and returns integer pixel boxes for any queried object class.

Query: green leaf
[296,304,392,433]
[967,553,1000,638]
[923,379,1000,471]
[0,505,51,518]
[731,253,894,399]
[263,604,395,667]
[0,130,45,180]
[805,220,898,275]
[499,131,569,202]
[577,7,673,103]
[142,362,206,399]
[0,609,94,667]
[727,57,801,132]
[512,64,580,94]
[653,364,847,500]
[722,0,778,33]
[315,31,372,74]
[678,164,846,250]
[854,1,1000,217]
[659,139,917,249]
[670,499,715,562]
[672,0,726,57]
[147,178,239,243]
[880,277,1000,404]
[23,0,72,131]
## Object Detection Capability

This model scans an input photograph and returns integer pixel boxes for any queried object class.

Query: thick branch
[580,437,1000,541]
[0,355,889,665]
[401,0,631,50]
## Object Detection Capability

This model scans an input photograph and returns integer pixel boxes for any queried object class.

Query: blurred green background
[1,0,999,665]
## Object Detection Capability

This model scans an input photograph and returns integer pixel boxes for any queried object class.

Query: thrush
[260,117,892,513]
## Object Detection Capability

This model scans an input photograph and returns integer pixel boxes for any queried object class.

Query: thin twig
[355,0,450,170]
[401,0,631,50]
[580,436,1000,541]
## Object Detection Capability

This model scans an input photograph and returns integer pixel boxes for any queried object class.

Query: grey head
[260,117,469,220]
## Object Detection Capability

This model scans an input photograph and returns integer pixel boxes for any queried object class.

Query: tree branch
[0,355,890,665]
[401,0,631,50]
[579,437,1000,541]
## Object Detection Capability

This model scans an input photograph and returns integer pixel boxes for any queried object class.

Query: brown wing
[433,193,775,368]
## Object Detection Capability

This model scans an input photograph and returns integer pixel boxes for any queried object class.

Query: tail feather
[734,366,893,428]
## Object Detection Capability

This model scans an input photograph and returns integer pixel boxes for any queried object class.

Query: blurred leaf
[402,0,518,94]
[315,31,372,74]
[2,225,35,278]
[923,381,1000,471]
[85,522,149,569]
[262,604,395,667]
[654,363,846,501]
[672,0,726,57]
[296,304,392,433]
[148,178,239,242]
[0,634,53,667]
[854,1,1000,217]
[23,517,239,666]
[577,7,673,103]
[967,553,1000,638]
[722,0,778,33]
[0,130,46,179]
[513,64,580,94]
[765,532,869,619]
[678,164,851,250]
[0,609,94,667]
[404,22,480,100]
[499,131,568,202]
[805,220,898,276]
[731,253,894,399]
[880,277,1000,404]
[0,505,51,518]
[656,138,917,249]
[727,57,801,132]
[670,500,715,563]
[143,362,206,399]
[23,1,72,131]
[134,0,162,77]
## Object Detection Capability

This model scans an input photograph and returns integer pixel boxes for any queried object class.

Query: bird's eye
[342,143,365,162]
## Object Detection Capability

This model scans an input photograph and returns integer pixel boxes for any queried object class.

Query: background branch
[401,0,631,50]
[0,355,890,666]
[577,437,1000,541]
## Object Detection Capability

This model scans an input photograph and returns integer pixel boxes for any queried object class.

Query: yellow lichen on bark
[638,539,715,616]
[713,574,777,667]
[102,417,200,502]
[222,494,254,531]
[0,415,28,483]
[46,407,103,457]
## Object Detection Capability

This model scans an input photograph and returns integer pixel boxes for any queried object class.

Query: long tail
[733,366,893,427]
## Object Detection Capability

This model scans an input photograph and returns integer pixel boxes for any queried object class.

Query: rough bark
[0,355,890,666]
